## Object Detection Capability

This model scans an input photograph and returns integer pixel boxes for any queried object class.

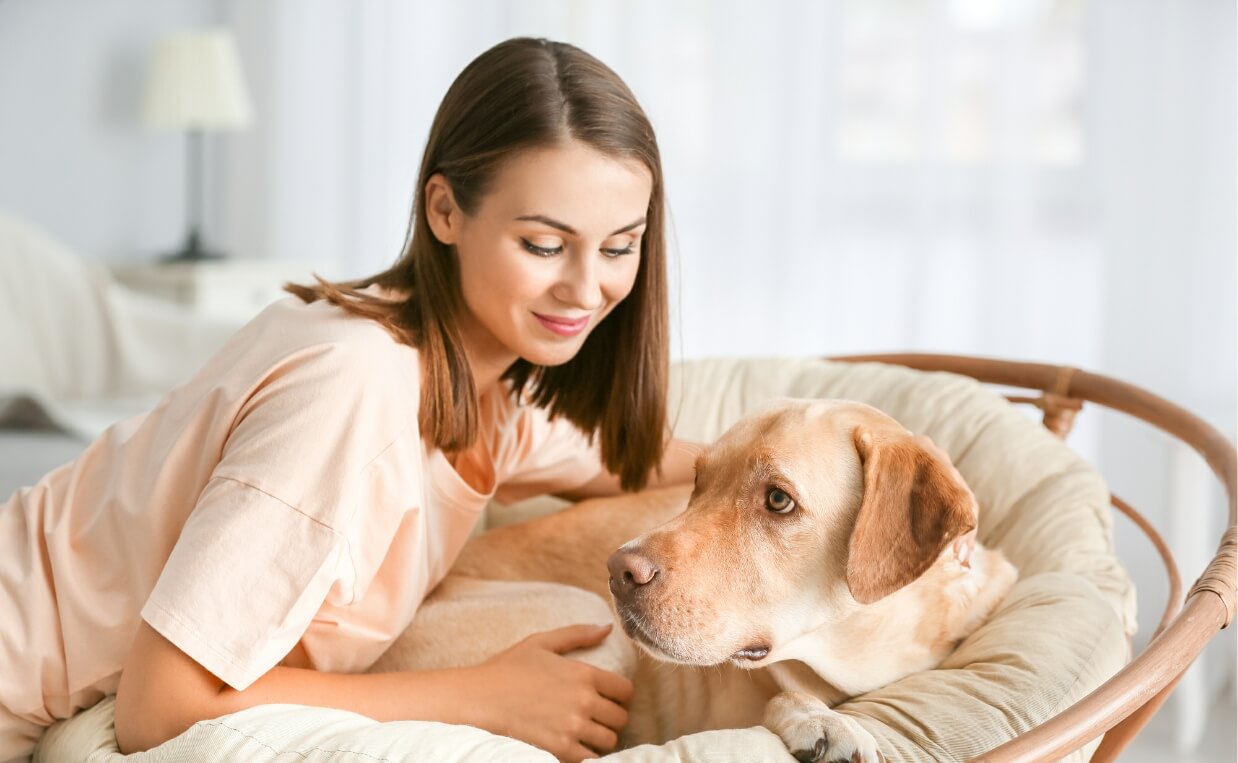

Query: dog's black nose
[607,548,659,598]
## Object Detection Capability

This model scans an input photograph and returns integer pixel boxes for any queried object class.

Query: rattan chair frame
[830,354,1236,763]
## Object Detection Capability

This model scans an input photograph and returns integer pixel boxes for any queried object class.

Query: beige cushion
[33,356,1135,763]
[845,572,1129,761]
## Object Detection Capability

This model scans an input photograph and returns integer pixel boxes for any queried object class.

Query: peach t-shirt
[0,290,603,729]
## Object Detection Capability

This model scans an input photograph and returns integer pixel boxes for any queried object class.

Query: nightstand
[109,259,327,322]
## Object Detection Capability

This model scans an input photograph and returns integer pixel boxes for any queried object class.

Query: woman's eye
[522,239,562,257]
[601,245,635,257]
[766,488,795,514]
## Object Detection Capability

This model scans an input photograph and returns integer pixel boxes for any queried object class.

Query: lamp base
[161,227,225,263]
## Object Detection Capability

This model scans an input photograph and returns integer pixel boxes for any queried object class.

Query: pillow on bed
[32,357,1136,763]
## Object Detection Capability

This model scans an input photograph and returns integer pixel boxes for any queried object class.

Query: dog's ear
[846,428,977,604]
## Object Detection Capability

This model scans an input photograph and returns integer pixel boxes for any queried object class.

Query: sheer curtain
[217,0,1235,749]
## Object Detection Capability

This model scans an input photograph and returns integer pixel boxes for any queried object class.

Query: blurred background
[0,1,1233,759]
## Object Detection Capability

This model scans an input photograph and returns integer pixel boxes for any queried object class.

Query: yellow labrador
[376,399,1017,762]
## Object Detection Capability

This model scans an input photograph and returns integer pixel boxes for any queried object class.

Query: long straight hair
[286,37,669,491]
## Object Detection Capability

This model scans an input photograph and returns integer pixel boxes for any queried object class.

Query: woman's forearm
[114,620,489,753]
[214,663,482,725]
[121,661,488,753]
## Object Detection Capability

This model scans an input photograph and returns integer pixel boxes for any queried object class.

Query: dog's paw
[764,692,885,763]
[782,716,883,763]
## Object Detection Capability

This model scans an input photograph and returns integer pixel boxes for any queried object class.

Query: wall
[0,0,220,261]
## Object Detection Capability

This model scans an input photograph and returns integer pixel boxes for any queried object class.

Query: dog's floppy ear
[846,428,976,604]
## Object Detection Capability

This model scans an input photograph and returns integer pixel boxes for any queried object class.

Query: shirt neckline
[424,386,503,506]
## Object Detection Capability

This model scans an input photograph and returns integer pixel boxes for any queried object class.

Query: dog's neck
[769,543,1016,699]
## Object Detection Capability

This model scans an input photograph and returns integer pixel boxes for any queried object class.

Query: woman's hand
[461,622,634,762]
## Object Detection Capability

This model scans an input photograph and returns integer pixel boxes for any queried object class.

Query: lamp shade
[143,29,253,130]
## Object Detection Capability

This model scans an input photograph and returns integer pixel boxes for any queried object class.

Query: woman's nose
[552,252,603,310]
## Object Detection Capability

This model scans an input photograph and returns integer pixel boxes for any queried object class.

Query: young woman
[0,37,699,763]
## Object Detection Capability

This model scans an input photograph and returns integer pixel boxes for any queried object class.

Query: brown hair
[285,37,668,491]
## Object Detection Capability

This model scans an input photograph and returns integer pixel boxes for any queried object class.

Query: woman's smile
[533,312,591,337]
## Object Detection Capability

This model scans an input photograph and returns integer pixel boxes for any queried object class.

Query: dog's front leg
[763,691,884,763]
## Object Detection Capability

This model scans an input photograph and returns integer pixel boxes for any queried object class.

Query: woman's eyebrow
[515,214,646,236]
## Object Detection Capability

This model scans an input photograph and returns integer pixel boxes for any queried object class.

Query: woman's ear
[424,173,461,245]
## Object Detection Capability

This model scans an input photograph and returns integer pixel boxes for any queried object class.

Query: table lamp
[143,28,253,262]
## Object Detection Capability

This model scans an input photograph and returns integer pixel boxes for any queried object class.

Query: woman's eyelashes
[520,238,636,258]
[521,239,560,256]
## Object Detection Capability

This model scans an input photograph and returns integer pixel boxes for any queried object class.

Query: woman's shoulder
[245,285,414,360]
[260,285,407,343]
[180,286,422,413]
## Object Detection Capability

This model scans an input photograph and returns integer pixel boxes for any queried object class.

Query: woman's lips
[534,312,590,337]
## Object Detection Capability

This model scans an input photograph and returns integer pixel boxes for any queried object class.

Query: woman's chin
[520,339,589,367]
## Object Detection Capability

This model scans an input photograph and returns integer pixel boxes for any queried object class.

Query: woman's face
[427,140,652,376]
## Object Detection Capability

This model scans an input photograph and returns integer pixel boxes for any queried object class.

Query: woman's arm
[556,438,704,500]
[113,622,469,753]
[114,619,631,762]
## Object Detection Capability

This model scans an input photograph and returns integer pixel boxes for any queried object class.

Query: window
[837,0,1085,166]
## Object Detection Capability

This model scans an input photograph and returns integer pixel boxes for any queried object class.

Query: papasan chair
[31,354,1235,763]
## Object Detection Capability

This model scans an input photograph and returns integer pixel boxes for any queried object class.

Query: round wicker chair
[832,354,1236,763]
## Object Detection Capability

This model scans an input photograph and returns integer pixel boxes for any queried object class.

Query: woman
[0,37,698,763]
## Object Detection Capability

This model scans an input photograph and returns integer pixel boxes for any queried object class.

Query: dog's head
[607,399,976,667]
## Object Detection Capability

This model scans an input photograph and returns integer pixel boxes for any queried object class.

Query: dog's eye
[766,488,796,514]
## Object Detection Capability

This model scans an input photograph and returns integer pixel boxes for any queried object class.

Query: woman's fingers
[567,742,602,762]
[471,625,636,763]
[495,623,634,760]
[577,719,620,757]
[589,695,629,734]
[530,622,613,654]
[589,664,635,705]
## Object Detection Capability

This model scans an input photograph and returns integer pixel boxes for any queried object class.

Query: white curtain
[216,0,1235,749]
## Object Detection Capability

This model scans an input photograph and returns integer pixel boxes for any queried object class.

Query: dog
[373,399,1018,762]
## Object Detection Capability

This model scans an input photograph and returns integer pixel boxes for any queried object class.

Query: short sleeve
[141,477,347,690]
[493,404,606,505]
[143,329,419,690]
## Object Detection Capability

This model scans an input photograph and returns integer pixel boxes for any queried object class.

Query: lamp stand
[162,129,224,262]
